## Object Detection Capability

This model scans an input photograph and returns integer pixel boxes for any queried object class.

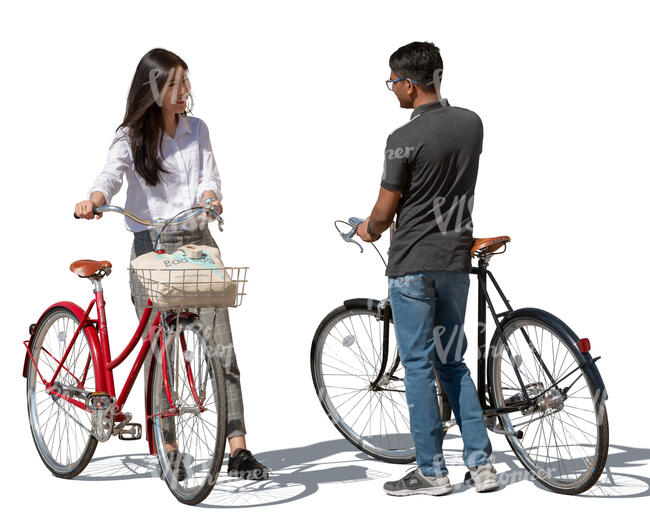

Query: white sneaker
[468,463,499,492]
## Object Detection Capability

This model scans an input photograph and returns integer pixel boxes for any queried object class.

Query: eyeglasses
[385,77,419,91]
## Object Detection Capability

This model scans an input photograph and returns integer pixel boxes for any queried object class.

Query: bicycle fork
[155,314,207,416]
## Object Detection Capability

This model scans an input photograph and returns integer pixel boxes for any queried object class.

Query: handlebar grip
[73,206,99,219]
[348,217,365,227]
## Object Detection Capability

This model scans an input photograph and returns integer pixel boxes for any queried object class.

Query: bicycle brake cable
[153,205,209,252]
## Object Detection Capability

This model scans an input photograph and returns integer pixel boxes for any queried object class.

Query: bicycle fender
[145,340,158,456]
[494,307,608,401]
[23,301,105,391]
[579,353,608,401]
[343,298,381,311]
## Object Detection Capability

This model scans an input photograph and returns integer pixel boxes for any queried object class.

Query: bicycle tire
[26,306,98,478]
[311,302,451,464]
[487,308,609,494]
[150,318,227,505]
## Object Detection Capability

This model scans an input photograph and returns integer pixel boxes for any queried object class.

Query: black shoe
[227,449,269,480]
[166,449,187,482]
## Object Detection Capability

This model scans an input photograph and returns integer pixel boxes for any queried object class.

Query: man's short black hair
[389,41,443,93]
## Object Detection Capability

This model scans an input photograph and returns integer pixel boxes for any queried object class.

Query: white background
[1,0,648,524]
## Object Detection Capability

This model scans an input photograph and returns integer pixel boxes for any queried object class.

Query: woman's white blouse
[89,114,223,232]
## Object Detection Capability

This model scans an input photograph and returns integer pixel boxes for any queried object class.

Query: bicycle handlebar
[74,198,224,232]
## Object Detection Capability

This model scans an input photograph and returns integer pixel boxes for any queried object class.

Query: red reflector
[155,249,165,255]
[577,338,591,353]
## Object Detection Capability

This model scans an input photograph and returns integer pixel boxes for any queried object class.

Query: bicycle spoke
[151,322,226,503]
[28,311,96,475]
[493,318,605,491]
[313,308,418,461]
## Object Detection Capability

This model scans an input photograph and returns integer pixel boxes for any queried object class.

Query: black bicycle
[311,218,609,494]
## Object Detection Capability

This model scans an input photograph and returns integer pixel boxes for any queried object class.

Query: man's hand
[357,218,381,243]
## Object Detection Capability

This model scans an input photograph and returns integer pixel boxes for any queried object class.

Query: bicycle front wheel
[488,308,609,494]
[26,306,98,478]
[150,317,227,505]
[311,303,451,464]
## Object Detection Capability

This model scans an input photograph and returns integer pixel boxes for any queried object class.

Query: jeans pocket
[389,273,434,300]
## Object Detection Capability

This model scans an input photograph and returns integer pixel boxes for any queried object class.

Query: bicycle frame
[22,277,199,454]
[337,219,540,408]
[474,257,518,410]
[473,256,576,420]
[361,255,563,423]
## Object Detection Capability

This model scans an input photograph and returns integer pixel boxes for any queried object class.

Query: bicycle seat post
[91,276,103,294]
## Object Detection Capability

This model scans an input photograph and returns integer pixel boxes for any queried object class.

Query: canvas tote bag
[130,244,238,309]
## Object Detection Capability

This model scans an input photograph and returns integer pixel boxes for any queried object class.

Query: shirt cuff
[88,187,112,205]
[380,182,405,192]
[197,184,223,203]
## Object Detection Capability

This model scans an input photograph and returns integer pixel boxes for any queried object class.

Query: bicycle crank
[86,391,114,442]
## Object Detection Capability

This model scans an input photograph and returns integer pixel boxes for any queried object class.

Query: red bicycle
[22,201,248,505]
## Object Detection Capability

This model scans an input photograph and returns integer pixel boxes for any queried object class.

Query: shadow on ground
[77,438,650,507]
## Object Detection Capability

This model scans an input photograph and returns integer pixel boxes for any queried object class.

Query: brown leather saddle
[471,236,510,257]
[70,259,113,278]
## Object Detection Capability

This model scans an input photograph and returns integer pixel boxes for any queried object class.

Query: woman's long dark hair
[116,48,194,186]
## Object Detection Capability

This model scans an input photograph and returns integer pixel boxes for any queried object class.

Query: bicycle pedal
[86,391,113,411]
[118,422,142,441]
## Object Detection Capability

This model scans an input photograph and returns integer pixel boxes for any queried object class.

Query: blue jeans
[388,271,492,477]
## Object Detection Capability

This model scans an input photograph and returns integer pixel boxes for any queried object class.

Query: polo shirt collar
[411,98,450,120]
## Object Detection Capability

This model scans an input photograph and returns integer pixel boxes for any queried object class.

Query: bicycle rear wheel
[26,306,98,478]
[311,302,451,464]
[150,317,227,505]
[488,308,609,494]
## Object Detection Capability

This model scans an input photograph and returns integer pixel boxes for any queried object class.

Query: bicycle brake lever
[339,217,365,253]
[202,198,224,231]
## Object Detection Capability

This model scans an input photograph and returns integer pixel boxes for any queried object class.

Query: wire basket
[129,266,248,310]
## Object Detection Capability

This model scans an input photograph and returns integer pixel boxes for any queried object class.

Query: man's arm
[357,186,401,242]
[357,131,410,242]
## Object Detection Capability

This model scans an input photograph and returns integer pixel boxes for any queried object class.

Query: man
[357,41,499,495]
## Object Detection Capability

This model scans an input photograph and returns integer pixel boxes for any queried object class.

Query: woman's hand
[74,192,106,219]
[74,199,102,219]
[200,191,223,218]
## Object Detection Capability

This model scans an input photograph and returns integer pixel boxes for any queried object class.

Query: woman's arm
[88,128,131,205]
[75,129,130,219]
[197,119,223,207]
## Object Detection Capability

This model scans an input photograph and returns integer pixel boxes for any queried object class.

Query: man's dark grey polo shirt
[380,98,483,276]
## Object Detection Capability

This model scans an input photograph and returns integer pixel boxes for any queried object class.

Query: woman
[74,48,268,481]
